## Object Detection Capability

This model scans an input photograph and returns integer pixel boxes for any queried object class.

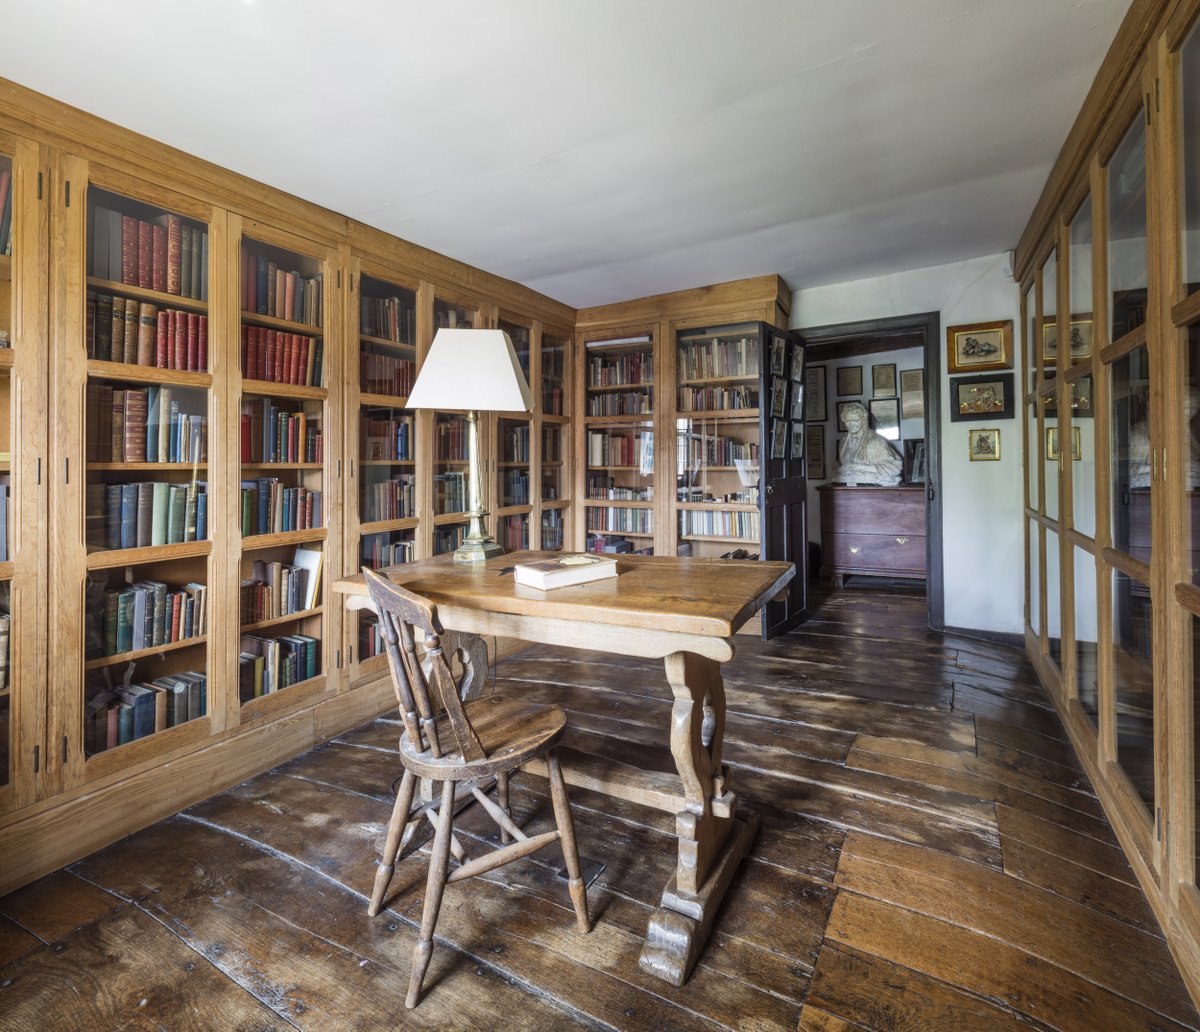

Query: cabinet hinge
[1157,806,1162,840]
[1156,77,1161,113]
[337,458,342,478]
[336,649,342,668]
[62,735,68,763]
[33,744,39,774]
[64,180,70,207]
[35,456,41,486]
[36,171,42,200]
[64,457,69,484]
[348,645,354,665]
[337,270,342,289]
[1146,94,1152,125]
[349,274,354,292]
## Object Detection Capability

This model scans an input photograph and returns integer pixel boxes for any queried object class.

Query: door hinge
[1146,94,1152,125]
[36,456,41,485]
[337,270,342,289]
[33,744,39,773]
[348,645,354,665]
[927,486,936,502]
[337,458,342,478]
[36,171,42,200]
[64,457,69,484]
[336,649,342,668]
[349,274,354,292]
[1156,806,1162,840]
[64,180,70,207]
[1156,78,1161,112]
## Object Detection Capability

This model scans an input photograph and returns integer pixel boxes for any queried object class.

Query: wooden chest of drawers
[818,484,926,586]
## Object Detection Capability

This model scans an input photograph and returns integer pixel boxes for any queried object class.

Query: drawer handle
[848,546,861,554]
[896,536,909,545]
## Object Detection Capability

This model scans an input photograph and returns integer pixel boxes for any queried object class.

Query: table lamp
[406,328,533,562]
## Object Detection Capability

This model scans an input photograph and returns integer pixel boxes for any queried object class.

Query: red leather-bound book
[174,310,187,370]
[284,272,296,324]
[137,220,152,289]
[240,323,249,377]
[299,336,311,386]
[292,334,304,385]
[121,216,138,285]
[151,224,167,293]
[136,303,157,366]
[284,334,297,385]
[156,214,182,295]
[170,594,182,643]
[187,312,199,371]
[198,315,208,372]
[155,310,169,368]
[247,326,259,380]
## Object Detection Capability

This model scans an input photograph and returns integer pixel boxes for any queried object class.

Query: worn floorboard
[0,584,1196,1030]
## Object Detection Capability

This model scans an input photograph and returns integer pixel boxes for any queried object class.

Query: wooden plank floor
[2,586,1198,1030]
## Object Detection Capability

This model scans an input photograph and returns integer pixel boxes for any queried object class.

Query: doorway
[798,312,944,630]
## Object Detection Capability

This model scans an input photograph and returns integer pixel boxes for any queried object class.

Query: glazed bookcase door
[346,262,419,681]
[48,157,226,792]
[429,293,477,556]
[539,326,570,550]
[496,316,532,554]
[0,133,47,813]
[231,216,342,725]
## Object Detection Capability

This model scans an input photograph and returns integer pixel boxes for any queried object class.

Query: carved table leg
[638,650,760,986]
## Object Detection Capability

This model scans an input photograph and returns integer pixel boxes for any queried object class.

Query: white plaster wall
[791,252,1024,635]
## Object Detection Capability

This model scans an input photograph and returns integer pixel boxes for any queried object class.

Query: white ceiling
[1,0,1128,309]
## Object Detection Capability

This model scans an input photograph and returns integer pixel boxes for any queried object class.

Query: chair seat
[400,695,567,781]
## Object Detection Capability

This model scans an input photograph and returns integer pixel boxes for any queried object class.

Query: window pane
[1108,112,1148,339]
[1186,325,1200,582]
[1027,399,1039,511]
[1180,20,1200,292]
[1025,284,1038,394]
[1068,199,1094,368]
[1070,376,1096,537]
[1029,520,1041,636]
[1041,251,1058,372]
[1110,346,1151,561]
[1075,547,1098,729]
[1114,568,1154,815]
[1047,528,1062,669]
[1046,391,1060,523]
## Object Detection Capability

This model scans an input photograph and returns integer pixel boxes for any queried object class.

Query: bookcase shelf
[241,379,327,401]
[87,360,212,389]
[359,516,419,535]
[678,501,759,512]
[240,606,323,634]
[360,459,414,467]
[584,498,651,508]
[87,276,209,316]
[432,512,470,526]
[676,409,759,421]
[84,634,206,672]
[86,540,211,571]
[360,332,415,354]
[680,534,759,544]
[87,462,207,472]
[587,380,653,392]
[241,309,321,336]
[679,374,759,387]
[241,462,322,471]
[359,391,409,407]
[584,414,653,426]
[241,528,327,550]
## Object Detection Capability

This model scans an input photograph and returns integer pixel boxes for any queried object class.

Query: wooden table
[334,550,794,986]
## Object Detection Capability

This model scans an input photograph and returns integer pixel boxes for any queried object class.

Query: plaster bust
[1127,387,1200,489]
[833,402,902,486]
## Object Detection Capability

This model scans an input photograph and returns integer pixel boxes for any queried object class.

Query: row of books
[434,471,466,514]
[239,479,322,536]
[586,391,653,417]
[95,580,207,658]
[360,351,415,397]
[541,509,564,550]
[586,484,652,501]
[0,479,10,562]
[242,255,322,326]
[358,616,387,661]
[239,398,323,464]
[360,293,416,344]
[436,417,468,461]
[588,352,651,388]
[500,515,528,551]
[240,549,322,624]
[542,384,564,416]
[89,208,208,301]
[586,533,645,554]
[586,507,652,534]
[363,474,415,523]
[501,470,530,507]
[434,523,465,554]
[84,671,207,755]
[677,385,759,411]
[503,424,530,462]
[86,293,208,370]
[677,336,759,381]
[239,633,319,701]
[586,430,654,468]
[681,436,759,467]
[86,481,207,551]
[679,509,761,539]
[361,532,413,570]
[0,169,13,257]
[361,415,413,462]
[241,324,324,386]
[87,384,207,464]
[540,470,561,500]
[542,426,562,461]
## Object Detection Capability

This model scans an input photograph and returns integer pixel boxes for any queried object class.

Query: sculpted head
[842,402,868,433]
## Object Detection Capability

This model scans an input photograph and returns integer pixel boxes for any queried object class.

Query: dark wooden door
[760,327,807,637]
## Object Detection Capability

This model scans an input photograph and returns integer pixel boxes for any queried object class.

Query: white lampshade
[406,328,533,412]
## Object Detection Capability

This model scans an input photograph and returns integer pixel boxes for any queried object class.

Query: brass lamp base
[453,535,504,563]
[452,409,505,563]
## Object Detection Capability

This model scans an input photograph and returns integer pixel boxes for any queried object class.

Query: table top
[334,551,794,639]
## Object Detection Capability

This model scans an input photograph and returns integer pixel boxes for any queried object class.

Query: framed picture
[946,320,1014,373]
[968,427,1001,461]
[837,401,859,432]
[770,335,787,376]
[770,377,788,417]
[790,422,805,460]
[872,363,897,398]
[805,365,827,423]
[836,365,863,397]
[807,424,825,479]
[1042,317,1093,366]
[899,368,924,420]
[791,384,805,420]
[868,398,900,441]
[904,439,926,484]
[790,342,805,382]
[1046,426,1083,461]
[950,372,1015,422]
[771,418,786,458]
[1045,376,1093,419]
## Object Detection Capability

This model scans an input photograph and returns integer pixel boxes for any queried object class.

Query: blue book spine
[256,478,272,535]
[105,484,122,550]
[196,489,207,541]
[119,484,138,550]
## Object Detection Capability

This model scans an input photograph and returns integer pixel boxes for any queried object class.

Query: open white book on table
[513,553,618,590]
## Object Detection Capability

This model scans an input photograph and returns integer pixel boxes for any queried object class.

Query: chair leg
[547,749,590,933]
[369,769,417,917]
[496,771,511,844]
[407,778,456,1009]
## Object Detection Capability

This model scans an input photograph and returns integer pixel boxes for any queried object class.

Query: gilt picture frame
[947,320,1014,373]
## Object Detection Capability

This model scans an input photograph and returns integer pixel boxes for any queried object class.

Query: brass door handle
[896,536,909,545]
[848,546,861,554]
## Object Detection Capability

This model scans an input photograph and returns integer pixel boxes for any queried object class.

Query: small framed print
[837,401,859,432]
[771,418,787,458]
[1046,426,1082,461]
[904,439,926,484]
[968,427,1001,461]
[1042,317,1093,366]
[790,422,805,460]
[807,424,825,479]
[791,384,805,420]
[805,365,827,423]
[868,398,900,441]
[1045,375,1093,419]
[871,363,897,398]
[899,368,924,420]
[947,320,1014,373]
[770,377,788,417]
[836,365,863,397]
[790,342,805,381]
[950,373,1015,422]
[770,335,787,376]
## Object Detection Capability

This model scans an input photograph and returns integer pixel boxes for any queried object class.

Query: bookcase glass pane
[434,522,466,555]
[1075,546,1099,729]
[1068,197,1093,369]
[1045,389,1060,523]
[240,238,324,388]
[1180,17,1200,294]
[359,529,414,662]
[500,513,529,551]
[239,392,324,536]
[541,424,562,501]
[1028,519,1041,636]
[1027,399,1039,511]
[359,275,416,399]
[1046,528,1062,669]
[1040,250,1056,372]
[497,417,530,508]
[1186,324,1200,583]
[433,298,474,331]
[1070,376,1096,538]
[0,581,10,787]
[1109,345,1151,562]
[360,405,414,523]
[1113,567,1154,815]
[498,319,530,382]
[0,151,11,353]
[1108,110,1148,340]
[1025,284,1037,394]
[83,555,208,756]
[433,412,467,516]
[1192,612,1200,882]
[541,508,564,551]
[542,332,566,415]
